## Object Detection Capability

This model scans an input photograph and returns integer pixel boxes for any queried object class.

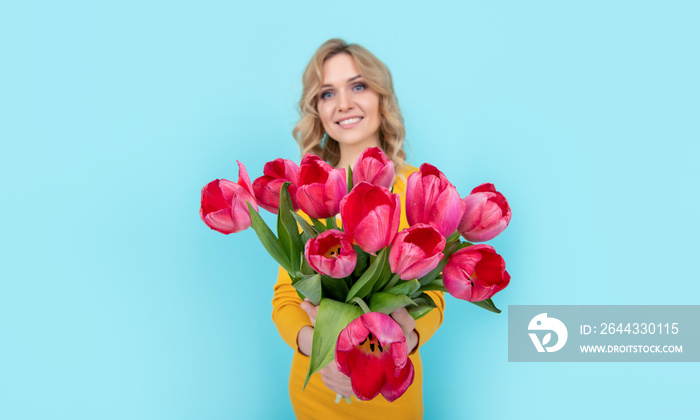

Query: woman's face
[317,53,381,151]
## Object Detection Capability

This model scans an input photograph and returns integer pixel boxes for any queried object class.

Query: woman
[272,39,445,419]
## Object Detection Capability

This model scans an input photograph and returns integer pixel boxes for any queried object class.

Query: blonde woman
[272,39,445,419]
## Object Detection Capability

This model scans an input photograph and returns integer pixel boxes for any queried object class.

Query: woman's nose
[337,91,353,111]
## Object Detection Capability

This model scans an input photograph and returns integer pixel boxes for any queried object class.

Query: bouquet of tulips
[200,147,511,402]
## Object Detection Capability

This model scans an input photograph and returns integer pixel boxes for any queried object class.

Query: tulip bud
[296,154,347,219]
[406,163,463,238]
[200,161,258,234]
[442,244,510,302]
[352,147,395,189]
[389,224,446,280]
[340,182,401,253]
[252,158,300,214]
[458,183,511,242]
[304,229,357,278]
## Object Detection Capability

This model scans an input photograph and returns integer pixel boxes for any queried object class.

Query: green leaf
[321,275,349,302]
[291,213,319,240]
[369,292,416,314]
[278,183,303,273]
[470,298,502,314]
[345,248,387,302]
[247,202,291,273]
[386,279,421,296]
[352,246,369,278]
[407,293,437,320]
[412,279,447,297]
[293,274,322,306]
[407,306,433,320]
[371,253,394,293]
[304,299,363,389]
[311,217,328,233]
[298,252,315,276]
[346,165,354,194]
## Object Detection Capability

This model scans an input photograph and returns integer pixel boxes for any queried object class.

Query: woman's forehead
[322,53,361,86]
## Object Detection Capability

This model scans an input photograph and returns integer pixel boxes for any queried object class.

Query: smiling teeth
[338,117,362,126]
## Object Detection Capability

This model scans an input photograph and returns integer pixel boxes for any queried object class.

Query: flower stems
[348,297,371,314]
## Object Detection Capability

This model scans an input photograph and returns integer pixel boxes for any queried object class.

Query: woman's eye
[353,83,366,91]
[320,91,334,100]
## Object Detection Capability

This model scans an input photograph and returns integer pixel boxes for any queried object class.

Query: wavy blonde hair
[293,39,407,172]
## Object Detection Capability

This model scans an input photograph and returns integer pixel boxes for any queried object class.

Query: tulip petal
[200,180,231,214]
[381,356,414,402]
[297,184,328,219]
[203,209,235,234]
[349,351,387,400]
[236,161,254,196]
[471,183,496,194]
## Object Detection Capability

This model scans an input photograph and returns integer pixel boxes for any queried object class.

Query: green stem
[349,297,371,314]
[383,273,401,292]
[326,217,338,230]
[446,231,461,242]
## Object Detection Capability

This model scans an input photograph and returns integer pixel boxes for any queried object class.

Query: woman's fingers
[391,307,418,353]
[320,363,353,398]
[300,298,319,326]
[391,307,415,335]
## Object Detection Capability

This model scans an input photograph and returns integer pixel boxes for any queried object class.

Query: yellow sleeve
[271,266,311,351]
[413,290,445,352]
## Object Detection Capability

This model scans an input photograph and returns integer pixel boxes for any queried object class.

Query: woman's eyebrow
[321,75,362,89]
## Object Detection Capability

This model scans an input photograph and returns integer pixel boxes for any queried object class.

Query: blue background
[1,1,698,418]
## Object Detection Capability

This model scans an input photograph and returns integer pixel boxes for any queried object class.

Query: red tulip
[389,224,446,280]
[304,229,357,278]
[405,163,464,238]
[335,312,415,402]
[442,244,510,302]
[458,183,511,242]
[296,154,347,219]
[352,147,395,189]
[200,161,258,234]
[340,182,401,254]
[252,158,300,214]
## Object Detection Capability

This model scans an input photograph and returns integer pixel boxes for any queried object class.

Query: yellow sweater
[271,166,446,419]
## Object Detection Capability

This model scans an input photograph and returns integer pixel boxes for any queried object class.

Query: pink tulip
[252,158,300,214]
[340,182,401,254]
[389,224,446,280]
[352,147,395,189]
[200,161,258,234]
[442,244,510,302]
[296,154,347,219]
[304,229,357,278]
[458,183,511,242]
[336,312,415,402]
[406,163,464,238]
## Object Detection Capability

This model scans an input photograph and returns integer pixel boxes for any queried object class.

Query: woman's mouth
[337,117,363,128]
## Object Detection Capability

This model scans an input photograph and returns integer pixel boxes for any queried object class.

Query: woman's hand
[391,307,419,354]
[299,299,354,398]
[297,299,317,357]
